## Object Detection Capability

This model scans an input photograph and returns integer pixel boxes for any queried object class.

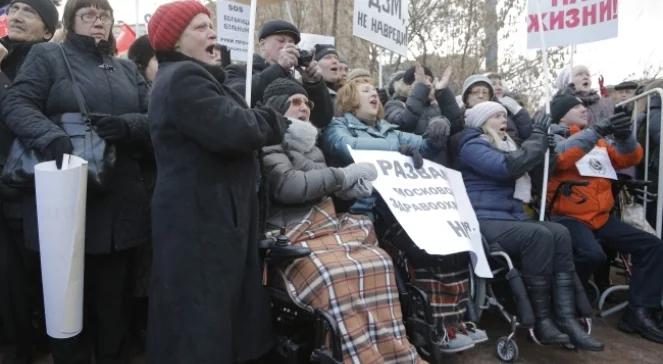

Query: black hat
[128,35,154,69]
[551,94,583,123]
[614,81,639,91]
[314,44,337,61]
[258,20,300,44]
[263,78,308,114]
[10,0,59,35]
[402,65,433,85]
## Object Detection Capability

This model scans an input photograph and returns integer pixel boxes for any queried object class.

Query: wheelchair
[258,230,343,364]
[548,178,656,318]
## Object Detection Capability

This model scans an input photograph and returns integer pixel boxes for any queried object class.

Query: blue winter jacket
[457,128,529,221]
[321,112,441,216]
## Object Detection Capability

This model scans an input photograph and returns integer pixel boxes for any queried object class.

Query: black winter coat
[147,51,285,363]
[2,34,151,254]
[225,53,290,107]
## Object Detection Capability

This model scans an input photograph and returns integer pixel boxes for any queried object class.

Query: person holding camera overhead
[547,94,663,344]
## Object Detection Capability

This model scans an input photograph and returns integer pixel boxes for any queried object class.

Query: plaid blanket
[382,224,470,326]
[281,198,422,364]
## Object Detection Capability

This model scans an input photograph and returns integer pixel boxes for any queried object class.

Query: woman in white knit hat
[456,101,604,351]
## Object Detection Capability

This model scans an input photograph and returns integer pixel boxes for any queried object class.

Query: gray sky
[64,0,661,86]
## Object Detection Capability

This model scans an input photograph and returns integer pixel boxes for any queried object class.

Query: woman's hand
[433,65,452,90]
[399,144,423,169]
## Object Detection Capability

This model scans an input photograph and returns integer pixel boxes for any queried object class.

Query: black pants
[480,219,575,276]
[50,249,135,364]
[1,219,44,361]
[555,215,663,308]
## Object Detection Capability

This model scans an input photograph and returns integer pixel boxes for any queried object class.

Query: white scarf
[482,131,532,203]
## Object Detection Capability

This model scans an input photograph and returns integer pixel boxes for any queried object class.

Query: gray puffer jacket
[262,119,344,228]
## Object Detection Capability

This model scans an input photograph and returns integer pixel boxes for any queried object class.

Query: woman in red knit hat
[146,2,290,363]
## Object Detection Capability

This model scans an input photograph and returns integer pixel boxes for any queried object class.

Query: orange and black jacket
[547,124,643,229]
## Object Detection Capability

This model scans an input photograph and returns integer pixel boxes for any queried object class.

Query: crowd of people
[0,0,662,363]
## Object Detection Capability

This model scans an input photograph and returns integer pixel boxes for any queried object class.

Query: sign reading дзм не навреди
[352,0,409,56]
[527,0,619,48]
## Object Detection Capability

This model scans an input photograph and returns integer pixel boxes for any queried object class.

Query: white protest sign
[352,0,409,56]
[217,0,251,62]
[349,148,492,278]
[576,146,618,180]
[527,0,618,49]
[299,33,336,53]
[35,155,88,338]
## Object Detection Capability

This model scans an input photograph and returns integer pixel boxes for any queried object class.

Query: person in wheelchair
[456,101,604,351]
[321,76,487,354]
[547,94,663,344]
[261,78,422,363]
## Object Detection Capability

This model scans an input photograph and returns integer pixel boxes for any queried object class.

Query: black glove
[610,112,632,139]
[590,116,613,137]
[399,144,423,169]
[533,113,551,134]
[94,116,129,141]
[377,88,389,106]
[255,104,291,145]
[547,133,557,152]
[423,119,450,149]
[42,136,73,169]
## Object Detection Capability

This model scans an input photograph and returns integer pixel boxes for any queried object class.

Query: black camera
[298,49,314,68]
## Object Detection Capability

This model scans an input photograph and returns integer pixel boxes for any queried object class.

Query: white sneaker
[435,327,475,353]
[462,322,489,344]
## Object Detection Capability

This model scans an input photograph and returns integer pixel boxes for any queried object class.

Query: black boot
[524,275,569,345]
[619,306,663,344]
[553,272,604,351]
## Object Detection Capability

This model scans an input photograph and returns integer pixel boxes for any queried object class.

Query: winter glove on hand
[532,113,551,134]
[94,116,129,141]
[255,104,292,145]
[340,162,378,190]
[423,118,450,149]
[336,178,374,200]
[547,133,557,152]
[399,144,424,169]
[610,112,633,140]
[499,96,523,115]
[42,136,73,169]
[591,116,614,137]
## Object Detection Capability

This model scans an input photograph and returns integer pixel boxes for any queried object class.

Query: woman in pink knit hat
[146,2,290,363]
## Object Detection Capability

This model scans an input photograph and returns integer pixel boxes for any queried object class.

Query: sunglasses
[288,97,314,110]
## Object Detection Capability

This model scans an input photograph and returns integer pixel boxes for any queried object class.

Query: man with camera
[226,19,333,128]
[547,94,663,344]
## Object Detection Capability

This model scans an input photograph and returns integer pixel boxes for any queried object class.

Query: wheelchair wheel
[496,336,519,362]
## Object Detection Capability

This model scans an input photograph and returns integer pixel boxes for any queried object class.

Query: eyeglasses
[79,11,113,25]
[6,4,38,20]
[288,97,314,110]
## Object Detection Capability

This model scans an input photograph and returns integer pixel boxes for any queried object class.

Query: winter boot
[524,275,570,345]
[553,272,604,351]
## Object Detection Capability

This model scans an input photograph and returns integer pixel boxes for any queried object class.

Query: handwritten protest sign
[527,0,618,48]
[349,148,492,278]
[217,0,251,61]
[352,0,409,56]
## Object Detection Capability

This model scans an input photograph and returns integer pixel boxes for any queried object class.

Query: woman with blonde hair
[456,101,603,351]
[321,77,486,353]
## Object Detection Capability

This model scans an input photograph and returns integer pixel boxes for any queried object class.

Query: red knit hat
[148,1,211,51]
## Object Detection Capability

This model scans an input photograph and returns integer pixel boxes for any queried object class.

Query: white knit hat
[464,101,507,129]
